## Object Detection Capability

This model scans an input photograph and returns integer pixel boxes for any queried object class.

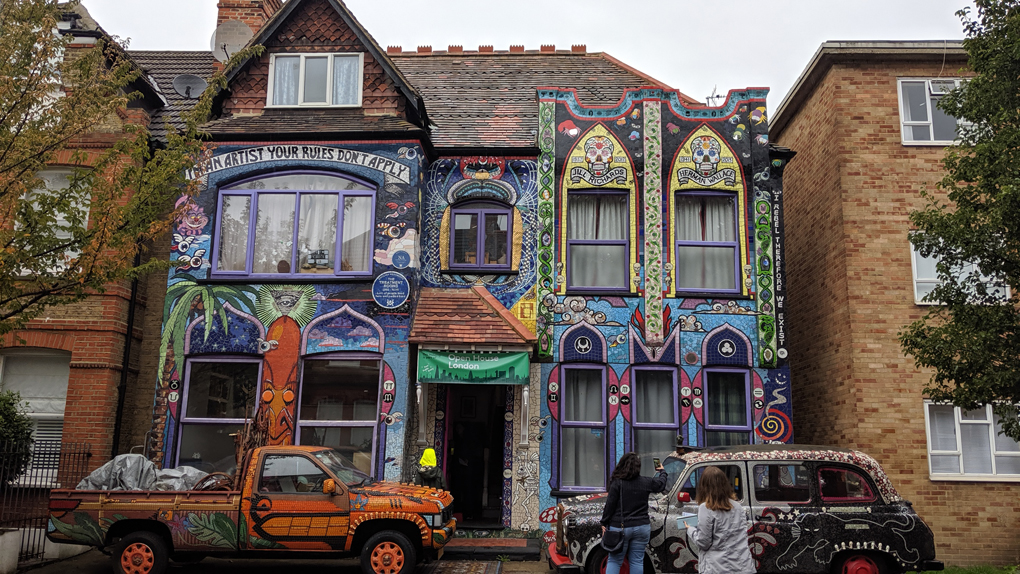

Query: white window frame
[897,78,965,146]
[266,52,364,108]
[923,401,1020,482]
[909,242,1009,305]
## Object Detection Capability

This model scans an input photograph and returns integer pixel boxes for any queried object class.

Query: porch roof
[409,286,536,346]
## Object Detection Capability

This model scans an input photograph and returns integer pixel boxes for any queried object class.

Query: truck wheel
[361,530,416,574]
[112,531,168,574]
[837,554,888,574]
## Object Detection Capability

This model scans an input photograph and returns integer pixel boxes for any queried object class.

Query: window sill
[928,473,1020,483]
[265,103,363,109]
[442,268,518,276]
[202,273,375,284]
[550,488,605,498]
[564,289,633,297]
[901,140,958,147]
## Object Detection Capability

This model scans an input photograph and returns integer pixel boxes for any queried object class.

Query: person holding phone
[683,466,755,574]
[599,453,669,574]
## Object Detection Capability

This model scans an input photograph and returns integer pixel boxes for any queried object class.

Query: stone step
[441,538,542,562]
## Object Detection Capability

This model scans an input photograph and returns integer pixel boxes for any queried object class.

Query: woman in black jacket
[600,453,668,574]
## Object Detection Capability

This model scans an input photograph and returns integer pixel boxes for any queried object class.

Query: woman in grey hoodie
[683,466,755,574]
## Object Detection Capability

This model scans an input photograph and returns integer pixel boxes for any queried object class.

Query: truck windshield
[314,449,373,486]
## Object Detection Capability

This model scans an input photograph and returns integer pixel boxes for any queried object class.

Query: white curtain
[333,55,360,105]
[273,56,300,105]
[568,195,627,287]
[677,196,736,290]
[253,194,296,274]
[341,197,372,272]
[217,195,250,271]
[297,194,338,273]
[562,369,605,488]
[0,351,70,416]
[634,370,675,474]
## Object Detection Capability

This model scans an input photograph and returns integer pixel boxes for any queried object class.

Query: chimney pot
[449,45,463,53]
[387,45,402,54]
[540,44,555,52]
[479,45,493,52]
[509,44,524,53]
[571,44,586,53]
[417,45,432,53]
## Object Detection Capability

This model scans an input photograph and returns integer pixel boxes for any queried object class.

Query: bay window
[567,192,628,290]
[269,53,363,107]
[676,193,739,293]
[560,366,606,489]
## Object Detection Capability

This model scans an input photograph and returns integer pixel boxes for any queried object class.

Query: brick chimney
[217,0,282,34]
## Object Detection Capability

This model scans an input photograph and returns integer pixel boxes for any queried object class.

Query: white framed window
[909,242,1008,305]
[18,168,90,275]
[897,78,964,145]
[924,402,1020,481]
[267,53,363,107]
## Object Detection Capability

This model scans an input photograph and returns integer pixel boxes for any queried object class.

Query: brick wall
[777,57,1020,566]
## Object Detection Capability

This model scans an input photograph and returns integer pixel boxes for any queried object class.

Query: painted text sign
[186,145,412,183]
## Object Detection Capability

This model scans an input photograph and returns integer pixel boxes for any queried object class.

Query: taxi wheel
[586,547,633,574]
[361,531,416,574]
[838,553,889,574]
[112,531,168,574]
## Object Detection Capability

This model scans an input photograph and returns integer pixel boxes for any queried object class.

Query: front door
[446,384,507,527]
[243,452,351,551]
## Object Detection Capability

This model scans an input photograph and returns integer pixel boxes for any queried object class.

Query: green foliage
[0,390,33,486]
[900,0,1020,440]
[185,512,237,549]
[49,511,106,546]
[927,566,1019,574]
[0,0,263,338]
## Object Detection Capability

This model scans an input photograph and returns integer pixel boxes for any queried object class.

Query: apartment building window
[559,365,606,490]
[898,79,963,144]
[268,53,363,107]
[704,369,752,447]
[567,192,628,290]
[676,193,739,293]
[213,172,374,278]
[631,367,678,474]
[910,243,1008,304]
[924,402,1020,480]
[448,202,511,271]
[177,358,260,472]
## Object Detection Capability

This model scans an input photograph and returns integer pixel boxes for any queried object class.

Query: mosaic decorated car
[548,445,942,574]
[48,445,455,574]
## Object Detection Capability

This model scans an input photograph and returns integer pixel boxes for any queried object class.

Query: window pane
[273,56,299,105]
[705,430,750,447]
[819,467,874,501]
[568,195,626,240]
[300,427,374,474]
[931,454,960,473]
[217,195,250,271]
[634,370,673,424]
[341,196,372,272]
[303,56,328,103]
[483,213,508,265]
[569,244,626,288]
[752,464,810,502]
[994,416,1020,452]
[681,465,744,501]
[908,125,932,142]
[564,369,602,423]
[928,405,958,451]
[707,371,747,427]
[0,351,70,416]
[227,174,372,191]
[260,455,327,493]
[677,245,736,290]
[333,55,360,105]
[634,429,676,475]
[960,423,993,474]
[299,360,379,422]
[931,97,958,141]
[453,213,478,265]
[561,427,604,488]
[994,456,1020,475]
[177,423,243,473]
[913,249,938,280]
[297,194,337,274]
[253,194,295,274]
[915,281,936,302]
[961,407,988,421]
[676,196,735,242]
[185,361,259,419]
[901,81,929,122]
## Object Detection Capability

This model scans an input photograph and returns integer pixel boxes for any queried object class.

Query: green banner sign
[417,350,530,385]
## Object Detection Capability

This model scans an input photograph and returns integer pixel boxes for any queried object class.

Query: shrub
[0,390,34,486]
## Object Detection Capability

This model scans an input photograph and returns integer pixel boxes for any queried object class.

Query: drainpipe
[110,253,141,458]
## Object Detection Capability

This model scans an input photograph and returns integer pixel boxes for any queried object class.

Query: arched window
[211,172,375,278]
[448,201,512,271]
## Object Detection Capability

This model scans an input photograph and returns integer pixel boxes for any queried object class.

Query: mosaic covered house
[139,0,795,535]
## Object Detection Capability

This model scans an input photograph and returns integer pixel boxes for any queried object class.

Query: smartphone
[652,457,661,468]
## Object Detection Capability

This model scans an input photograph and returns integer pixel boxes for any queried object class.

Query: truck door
[243,452,351,551]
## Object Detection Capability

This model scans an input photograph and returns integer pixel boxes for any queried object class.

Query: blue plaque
[392,250,411,269]
[372,271,410,309]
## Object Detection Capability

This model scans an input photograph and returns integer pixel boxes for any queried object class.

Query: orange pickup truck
[47,445,456,574]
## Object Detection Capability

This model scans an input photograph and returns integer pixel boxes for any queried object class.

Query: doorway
[446,384,506,528]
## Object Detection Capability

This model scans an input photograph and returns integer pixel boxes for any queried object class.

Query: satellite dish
[172,74,208,99]
[210,20,253,63]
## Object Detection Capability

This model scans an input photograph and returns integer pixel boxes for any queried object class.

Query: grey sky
[82,0,974,112]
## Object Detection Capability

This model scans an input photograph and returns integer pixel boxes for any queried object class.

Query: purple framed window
[704,368,752,447]
[567,191,629,291]
[559,365,606,490]
[295,354,381,476]
[212,172,375,279]
[176,357,261,472]
[448,202,511,271]
[631,366,678,474]
[675,193,740,293]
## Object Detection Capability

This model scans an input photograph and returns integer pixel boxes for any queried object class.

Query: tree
[0,0,260,338]
[900,0,1020,440]
[0,390,34,486]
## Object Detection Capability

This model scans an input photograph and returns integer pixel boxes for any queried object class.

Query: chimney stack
[216,0,281,34]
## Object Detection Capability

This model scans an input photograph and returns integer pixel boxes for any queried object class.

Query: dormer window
[268,53,363,107]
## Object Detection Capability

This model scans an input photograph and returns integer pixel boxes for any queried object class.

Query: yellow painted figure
[414,448,447,490]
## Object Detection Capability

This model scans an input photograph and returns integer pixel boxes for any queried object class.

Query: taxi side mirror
[323,478,336,494]
[677,491,691,504]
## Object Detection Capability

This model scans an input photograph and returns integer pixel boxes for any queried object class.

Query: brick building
[771,41,1020,565]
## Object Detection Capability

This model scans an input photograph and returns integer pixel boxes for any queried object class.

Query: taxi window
[679,464,744,501]
[753,464,811,503]
[818,467,876,502]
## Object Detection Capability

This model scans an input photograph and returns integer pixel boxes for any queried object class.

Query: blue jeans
[605,523,651,574]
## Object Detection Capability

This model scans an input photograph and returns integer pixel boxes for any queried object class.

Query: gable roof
[391,49,698,150]
[409,287,536,346]
[225,0,427,128]
[128,51,217,142]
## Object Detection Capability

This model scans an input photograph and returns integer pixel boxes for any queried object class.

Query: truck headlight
[423,513,443,527]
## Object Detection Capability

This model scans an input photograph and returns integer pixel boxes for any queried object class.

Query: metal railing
[0,440,92,564]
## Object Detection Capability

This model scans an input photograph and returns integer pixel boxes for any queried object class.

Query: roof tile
[409,287,536,345]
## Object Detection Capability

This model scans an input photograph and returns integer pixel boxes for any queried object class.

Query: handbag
[600,481,626,552]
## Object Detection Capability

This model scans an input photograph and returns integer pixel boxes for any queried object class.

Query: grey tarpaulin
[76,454,208,491]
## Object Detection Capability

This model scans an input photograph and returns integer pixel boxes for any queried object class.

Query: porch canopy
[417,350,529,385]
